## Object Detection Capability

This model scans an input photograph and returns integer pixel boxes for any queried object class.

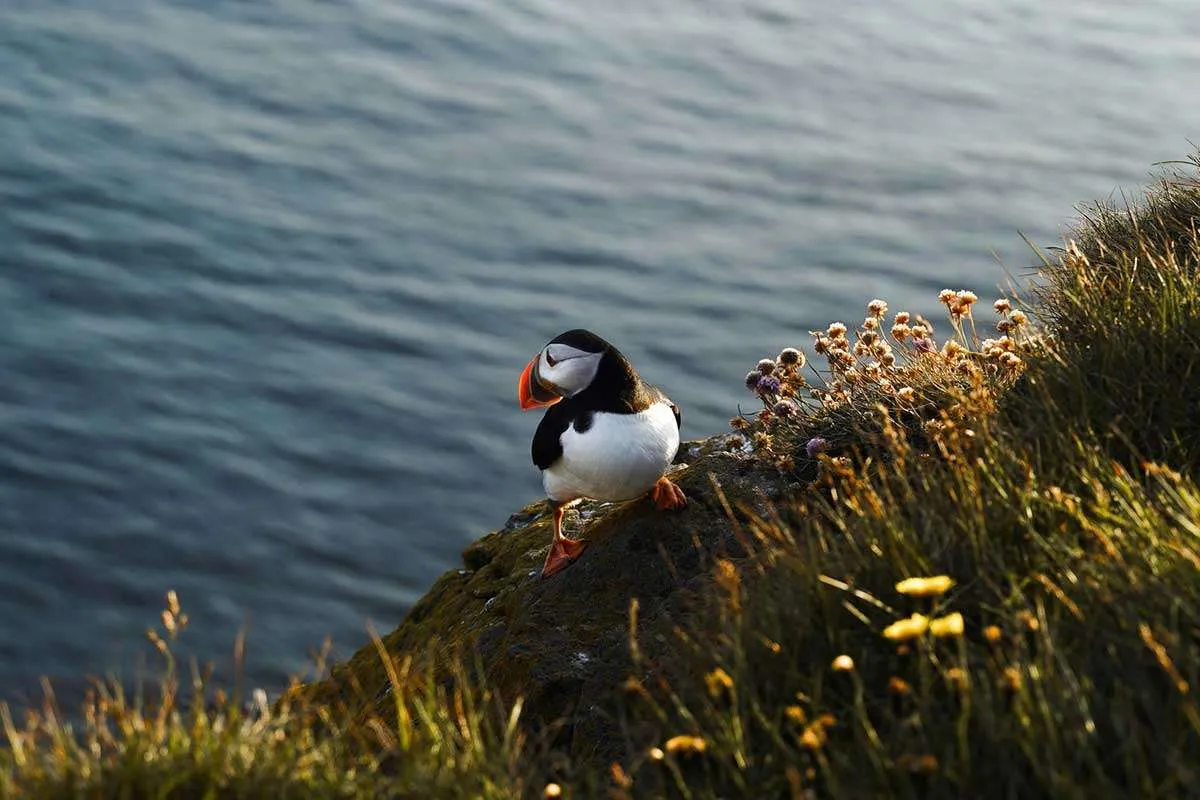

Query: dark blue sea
[2,0,1198,702]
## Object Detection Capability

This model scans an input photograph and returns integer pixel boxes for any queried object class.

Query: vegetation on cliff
[3,156,1199,798]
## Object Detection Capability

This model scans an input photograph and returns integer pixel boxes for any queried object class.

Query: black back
[530,331,681,470]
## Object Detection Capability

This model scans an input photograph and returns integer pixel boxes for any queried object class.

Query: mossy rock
[300,434,793,762]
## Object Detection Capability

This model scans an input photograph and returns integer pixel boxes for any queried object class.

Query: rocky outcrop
[302,433,795,762]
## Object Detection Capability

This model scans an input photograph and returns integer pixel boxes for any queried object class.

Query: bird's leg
[650,476,687,510]
[541,500,587,578]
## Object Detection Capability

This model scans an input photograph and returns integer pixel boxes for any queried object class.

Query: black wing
[531,404,571,470]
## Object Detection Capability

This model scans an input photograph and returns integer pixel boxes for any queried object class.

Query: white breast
[543,402,680,503]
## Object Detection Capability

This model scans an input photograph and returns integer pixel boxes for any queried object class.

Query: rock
[300,435,791,763]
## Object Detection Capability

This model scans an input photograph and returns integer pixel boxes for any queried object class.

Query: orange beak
[519,356,562,410]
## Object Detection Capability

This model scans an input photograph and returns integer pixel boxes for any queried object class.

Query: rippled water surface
[1,0,1198,699]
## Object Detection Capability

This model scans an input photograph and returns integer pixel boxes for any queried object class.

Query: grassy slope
[3,158,1199,799]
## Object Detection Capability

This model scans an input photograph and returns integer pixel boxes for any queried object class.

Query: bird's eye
[545,351,558,367]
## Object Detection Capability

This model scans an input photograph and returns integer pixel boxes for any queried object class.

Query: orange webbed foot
[650,476,687,510]
[541,501,587,578]
[541,534,587,578]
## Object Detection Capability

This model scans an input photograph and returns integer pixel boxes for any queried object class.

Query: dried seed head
[827,322,848,339]
[745,371,761,391]
[779,347,803,366]
[897,386,916,403]
[1010,310,1028,326]
[867,299,888,317]
[773,399,798,418]
[862,317,879,330]
[891,323,912,340]
[757,358,776,375]
[956,290,978,306]
[938,289,957,305]
[894,311,911,324]
[993,298,1012,314]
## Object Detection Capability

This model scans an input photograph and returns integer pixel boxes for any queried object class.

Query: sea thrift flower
[883,614,930,641]
[994,298,1012,314]
[942,340,966,358]
[896,575,954,597]
[805,437,829,458]
[897,386,916,403]
[756,375,782,396]
[1010,310,1028,326]
[867,298,888,317]
[894,311,911,324]
[996,319,1016,334]
[827,322,848,338]
[930,612,964,638]
[938,289,957,305]
[745,371,761,391]
[956,290,978,307]
[862,317,879,330]
[832,654,855,672]
[1001,352,1023,368]
[773,399,798,417]
[891,323,912,340]
[779,347,803,366]
[757,358,776,375]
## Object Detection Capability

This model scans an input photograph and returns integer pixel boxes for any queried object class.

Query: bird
[517,329,687,578]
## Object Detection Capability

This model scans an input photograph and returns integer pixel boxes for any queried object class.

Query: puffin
[518,329,687,578]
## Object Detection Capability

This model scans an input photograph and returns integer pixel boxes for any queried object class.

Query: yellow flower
[705,667,734,697]
[831,654,855,672]
[895,575,954,597]
[883,613,929,641]
[799,727,824,750]
[664,735,707,754]
[930,612,964,638]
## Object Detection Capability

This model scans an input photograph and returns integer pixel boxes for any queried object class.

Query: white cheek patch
[540,348,601,396]
[544,344,591,366]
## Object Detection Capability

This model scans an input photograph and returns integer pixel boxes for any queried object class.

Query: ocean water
[1,0,1197,701]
